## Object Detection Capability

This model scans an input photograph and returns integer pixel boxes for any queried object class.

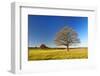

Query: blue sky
[28,15,88,47]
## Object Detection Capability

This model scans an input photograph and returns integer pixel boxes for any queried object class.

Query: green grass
[28,48,88,61]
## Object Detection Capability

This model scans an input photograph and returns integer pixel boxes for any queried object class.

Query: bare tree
[54,26,80,51]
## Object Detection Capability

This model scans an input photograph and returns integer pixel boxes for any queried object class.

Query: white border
[11,2,97,74]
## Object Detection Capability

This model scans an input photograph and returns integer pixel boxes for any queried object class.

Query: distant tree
[40,44,49,49]
[54,26,80,51]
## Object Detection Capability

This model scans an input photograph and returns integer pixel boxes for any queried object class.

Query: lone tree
[55,26,80,51]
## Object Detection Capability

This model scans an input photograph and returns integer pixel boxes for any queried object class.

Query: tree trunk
[67,44,69,52]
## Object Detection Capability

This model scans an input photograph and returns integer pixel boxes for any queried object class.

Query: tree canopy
[55,26,80,51]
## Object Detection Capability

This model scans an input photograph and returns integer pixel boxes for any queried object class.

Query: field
[28,48,88,61]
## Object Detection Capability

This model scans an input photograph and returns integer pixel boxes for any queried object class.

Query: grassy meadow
[28,48,88,61]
